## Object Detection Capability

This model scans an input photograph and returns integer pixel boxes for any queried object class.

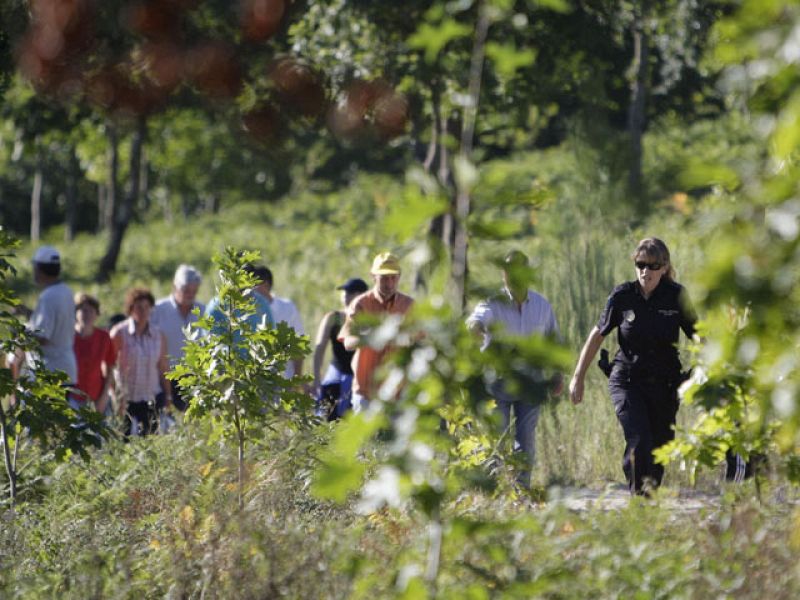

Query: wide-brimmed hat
[370,252,401,275]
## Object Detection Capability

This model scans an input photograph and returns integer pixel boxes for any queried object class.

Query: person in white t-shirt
[466,250,563,489]
[24,246,77,387]
[151,264,205,411]
[252,265,305,379]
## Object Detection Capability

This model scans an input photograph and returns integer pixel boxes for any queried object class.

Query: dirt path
[548,484,728,514]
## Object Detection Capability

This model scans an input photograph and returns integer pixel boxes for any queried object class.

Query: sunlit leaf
[408,20,473,63]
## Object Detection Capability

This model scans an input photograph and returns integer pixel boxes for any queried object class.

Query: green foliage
[311,289,572,591]
[408,18,473,64]
[653,0,800,484]
[172,246,311,507]
[2,419,798,598]
[0,227,109,506]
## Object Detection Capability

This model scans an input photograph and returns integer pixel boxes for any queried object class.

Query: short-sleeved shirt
[338,289,414,399]
[205,291,274,348]
[112,319,164,404]
[466,288,560,349]
[27,281,77,382]
[268,295,305,378]
[466,288,561,399]
[151,294,205,369]
[597,279,696,382]
[74,328,117,401]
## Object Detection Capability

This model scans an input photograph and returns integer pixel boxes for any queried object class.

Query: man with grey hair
[151,264,204,411]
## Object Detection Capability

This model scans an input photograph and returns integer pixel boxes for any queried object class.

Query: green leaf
[469,217,524,239]
[398,576,429,600]
[527,0,570,12]
[311,413,385,502]
[678,160,740,191]
[408,20,473,63]
[383,187,449,242]
[486,42,537,79]
[311,459,366,503]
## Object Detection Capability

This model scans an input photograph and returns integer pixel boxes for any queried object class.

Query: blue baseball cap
[337,278,368,294]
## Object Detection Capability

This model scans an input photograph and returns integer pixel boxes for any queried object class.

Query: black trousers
[609,374,679,494]
[124,393,166,437]
[725,450,765,482]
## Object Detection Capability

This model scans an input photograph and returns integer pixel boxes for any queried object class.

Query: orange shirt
[338,289,414,399]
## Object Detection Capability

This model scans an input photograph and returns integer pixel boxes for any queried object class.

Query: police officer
[569,237,696,496]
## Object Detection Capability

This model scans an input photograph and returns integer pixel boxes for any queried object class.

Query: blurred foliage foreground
[0,240,799,598]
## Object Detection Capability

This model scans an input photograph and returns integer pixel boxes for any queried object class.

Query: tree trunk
[64,147,80,242]
[452,2,490,310]
[416,83,453,293]
[0,402,17,506]
[436,87,454,250]
[30,160,43,243]
[139,147,149,214]
[238,427,245,510]
[425,506,443,588]
[105,122,120,232]
[181,193,191,219]
[97,183,106,233]
[97,115,147,282]
[627,0,650,207]
[205,193,219,214]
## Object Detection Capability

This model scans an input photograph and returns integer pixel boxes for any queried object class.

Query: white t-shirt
[27,281,77,382]
[151,295,205,369]
[269,296,305,378]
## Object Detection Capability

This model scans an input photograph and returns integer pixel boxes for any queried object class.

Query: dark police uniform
[597,278,696,494]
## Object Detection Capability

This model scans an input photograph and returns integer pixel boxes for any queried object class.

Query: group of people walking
[14,238,714,496]
[12,251,305,438]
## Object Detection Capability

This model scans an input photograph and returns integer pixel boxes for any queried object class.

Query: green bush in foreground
[0,228,108,507]
[0,423,798,598]
[172,247,311,509]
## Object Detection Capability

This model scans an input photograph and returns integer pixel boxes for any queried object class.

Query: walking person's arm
[569,326,605,405]
[158,332,172,410]
[340,302,363,352]
[95,336,118,415]
[312,312,335,393]
[109,324,127,416]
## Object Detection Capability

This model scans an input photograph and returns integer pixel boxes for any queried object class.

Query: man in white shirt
[151,264,205,411]
[466,250,563,488]
[25,245,77,385]
[252,265,305,379]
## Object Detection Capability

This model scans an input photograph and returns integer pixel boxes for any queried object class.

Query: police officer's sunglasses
[634,260,663,271]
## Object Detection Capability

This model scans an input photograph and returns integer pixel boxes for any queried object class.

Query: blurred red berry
[187,42,243,100]
[240,0,285,42]
[269,57,327,118]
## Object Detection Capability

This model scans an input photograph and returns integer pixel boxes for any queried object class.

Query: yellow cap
[370,251,401,275]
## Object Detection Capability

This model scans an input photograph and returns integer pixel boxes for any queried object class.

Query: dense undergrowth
[1,425,798,598]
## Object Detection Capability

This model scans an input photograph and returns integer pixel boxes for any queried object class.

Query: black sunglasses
[634,260,663,271]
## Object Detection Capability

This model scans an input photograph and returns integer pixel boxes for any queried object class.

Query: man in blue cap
[312,277,369,419]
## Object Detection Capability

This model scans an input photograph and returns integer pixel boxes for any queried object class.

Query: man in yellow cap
[339,251,414,413]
